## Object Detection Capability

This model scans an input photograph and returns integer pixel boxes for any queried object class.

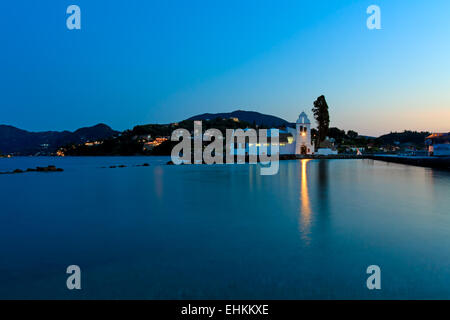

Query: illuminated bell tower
[295,111,313,155]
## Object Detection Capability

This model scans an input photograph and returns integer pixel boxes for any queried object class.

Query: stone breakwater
[166,154,366,165]
[101,163,150,169]
[280,154,365,160]
[165,154,450,169]
[367,155,450,170]
[2,163,154,174]
[0,165,64,175]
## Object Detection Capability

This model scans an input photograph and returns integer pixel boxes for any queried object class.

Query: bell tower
[295,111,313,155]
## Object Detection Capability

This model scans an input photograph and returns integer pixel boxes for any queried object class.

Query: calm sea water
[0,157,449,299]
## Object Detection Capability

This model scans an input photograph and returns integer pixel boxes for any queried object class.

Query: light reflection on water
[299,159,312,243]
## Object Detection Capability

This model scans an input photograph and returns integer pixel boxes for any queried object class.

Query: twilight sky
[0,0,449,136]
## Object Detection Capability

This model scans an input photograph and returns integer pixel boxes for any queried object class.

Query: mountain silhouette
[0,123,118,155]
[186,110,293,127]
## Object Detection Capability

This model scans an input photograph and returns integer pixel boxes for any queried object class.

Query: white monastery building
[230,111,315,156]
[281,111,314,155]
